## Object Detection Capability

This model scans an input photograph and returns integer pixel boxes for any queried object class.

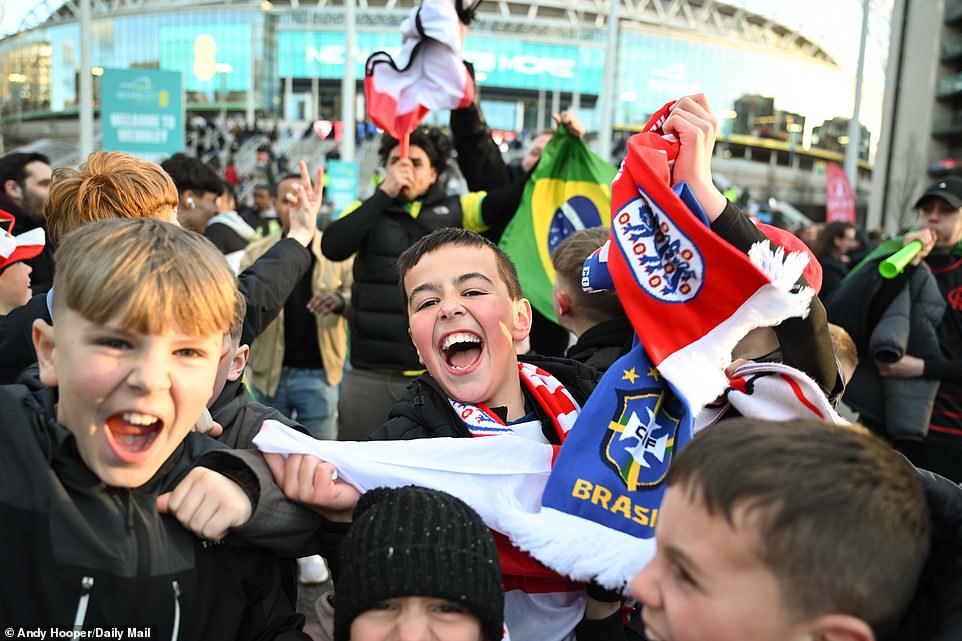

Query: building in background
[0,0,886,220]
[870,0,962,234]
[812,117,870,160]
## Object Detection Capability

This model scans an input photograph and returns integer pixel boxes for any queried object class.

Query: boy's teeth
[442,332,481,351]
[121,411,159,426]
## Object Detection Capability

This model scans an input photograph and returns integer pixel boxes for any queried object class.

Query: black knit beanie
[333,486,503,641]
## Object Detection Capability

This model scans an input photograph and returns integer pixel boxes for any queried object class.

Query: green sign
[101,69,184,159]
[159,24,252,92]
[326,160,360,216]
[278,31,603,94]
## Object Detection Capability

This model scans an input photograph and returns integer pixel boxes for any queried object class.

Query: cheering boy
[0,219,308,638]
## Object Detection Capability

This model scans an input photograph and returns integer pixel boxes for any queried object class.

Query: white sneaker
[297,555,330,584]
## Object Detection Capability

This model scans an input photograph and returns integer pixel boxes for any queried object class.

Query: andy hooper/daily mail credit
[5,628,150,639]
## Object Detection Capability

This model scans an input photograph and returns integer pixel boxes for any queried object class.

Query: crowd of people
[0,69,959,641]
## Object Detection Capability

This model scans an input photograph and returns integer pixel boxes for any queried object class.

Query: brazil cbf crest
[612,191,704,303]
[603,383,682,490]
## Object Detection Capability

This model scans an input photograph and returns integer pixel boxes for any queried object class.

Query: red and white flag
[0,209,45,271]
[364,0,474,157]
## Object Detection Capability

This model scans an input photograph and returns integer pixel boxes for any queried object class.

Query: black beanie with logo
[333,485,504,641]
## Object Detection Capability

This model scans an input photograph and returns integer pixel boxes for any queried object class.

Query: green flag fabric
[843,238,904,281]
[498,126,616,322]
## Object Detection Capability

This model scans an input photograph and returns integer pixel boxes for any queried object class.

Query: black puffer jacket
[208,377,348,580]
[828,260,946,440]
[818,254,849,305]
[322,185,466,371]
[565,317,634,373]
[895,469,962,641]
[0,382,309,639]
[450,100,523,193]
[210,377,307,450]
[370,353,600,442]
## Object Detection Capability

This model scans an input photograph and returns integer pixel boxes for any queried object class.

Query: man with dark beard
[0,152,52,292]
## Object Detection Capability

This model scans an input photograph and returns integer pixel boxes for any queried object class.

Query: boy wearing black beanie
[334,486,504,641]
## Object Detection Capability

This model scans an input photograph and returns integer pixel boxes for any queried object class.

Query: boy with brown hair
[631,417,948,641]
[1,218,309,637]
[551,227,631,372]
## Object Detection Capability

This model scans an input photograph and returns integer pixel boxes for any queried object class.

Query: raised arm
[667,94,838,394]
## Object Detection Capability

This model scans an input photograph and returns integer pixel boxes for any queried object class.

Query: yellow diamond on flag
[531,178,612,284]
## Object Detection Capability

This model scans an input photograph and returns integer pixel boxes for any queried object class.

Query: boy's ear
[809,614,874,641]
[554,289,571,318]
[227,344,250,382]
[182,189,196,206]
[511,298,533,342]
[32,318,58,388]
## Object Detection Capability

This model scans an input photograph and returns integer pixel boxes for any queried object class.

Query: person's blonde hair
[53,219,237,337]
[45,152,179,246]
[828,323,859,386]
[228,293,247,346]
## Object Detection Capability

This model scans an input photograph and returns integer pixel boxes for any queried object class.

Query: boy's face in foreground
[34,309,226,488]
[405,244,531,409]
[351,597,484,641]
[630,485,809,641]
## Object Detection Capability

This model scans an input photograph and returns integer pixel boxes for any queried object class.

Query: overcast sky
[0,0,41,37]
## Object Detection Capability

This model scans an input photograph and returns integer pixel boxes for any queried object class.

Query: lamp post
[844,0,871,189]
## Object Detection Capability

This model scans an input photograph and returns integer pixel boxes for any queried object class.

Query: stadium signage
[282,31,602,93]
[101,69,184,160]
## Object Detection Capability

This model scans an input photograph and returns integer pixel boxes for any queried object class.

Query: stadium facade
[0,0,883,218]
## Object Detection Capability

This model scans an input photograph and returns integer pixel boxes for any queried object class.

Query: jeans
[256,367,338,440]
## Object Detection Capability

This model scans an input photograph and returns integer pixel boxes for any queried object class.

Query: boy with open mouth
[0,218,311,639]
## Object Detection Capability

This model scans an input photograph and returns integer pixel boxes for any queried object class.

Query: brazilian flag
[499,126,616,322]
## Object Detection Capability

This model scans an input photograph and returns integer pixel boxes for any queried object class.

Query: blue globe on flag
[547,195,605,255]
